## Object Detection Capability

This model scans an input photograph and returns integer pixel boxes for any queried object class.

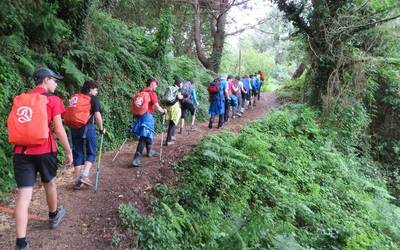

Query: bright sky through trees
[226,0,273,49]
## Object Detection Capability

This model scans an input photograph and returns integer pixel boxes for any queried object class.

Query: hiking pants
[224,98,230,122]
[135,136,152,157]
[237,94,242,110]
[209,114,224,128]
[71,123,97,166]
[235,94,242,115]
[166,121,176,142]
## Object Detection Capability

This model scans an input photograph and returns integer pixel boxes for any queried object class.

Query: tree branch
[225,18,268,36]
[170,0,195,5]
[340,14,400,35]
[273,0,313,36]
[193,0,212,68]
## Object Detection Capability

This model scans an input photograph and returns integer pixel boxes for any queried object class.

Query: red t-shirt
[143,86,158,113]
[228,80,235,94]
[14,87,65,155]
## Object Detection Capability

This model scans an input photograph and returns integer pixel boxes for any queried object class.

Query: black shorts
[181,101,196,119]
[13,153,58,187]
[242,92,251,101]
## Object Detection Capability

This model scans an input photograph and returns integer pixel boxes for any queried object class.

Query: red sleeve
[48,96,66,118]
[150,91,158,105]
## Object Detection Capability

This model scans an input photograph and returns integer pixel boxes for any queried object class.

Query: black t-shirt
[88,95,101,124]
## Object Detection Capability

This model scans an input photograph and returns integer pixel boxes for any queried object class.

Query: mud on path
[0,93,279,249]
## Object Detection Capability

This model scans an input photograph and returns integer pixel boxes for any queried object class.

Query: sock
[16,237,27,248]
[82,169,90,177]
[49,210,58,219]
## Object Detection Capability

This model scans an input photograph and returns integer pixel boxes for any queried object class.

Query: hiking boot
[165,141,175,146]
[49,205,65,229]
[217,119,224,129]
[147,149,158,157]
[73,180,84,190]
[190,125,197,131]
[15,243,29,250]
[73,182,84,190]
[80,177,93,186]
[132,157,141,167]
[171,136,177,141]
[178,128,183,134]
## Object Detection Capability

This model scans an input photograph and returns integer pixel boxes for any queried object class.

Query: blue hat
[33,67,63,82]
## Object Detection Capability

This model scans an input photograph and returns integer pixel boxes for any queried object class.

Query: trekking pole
[159,114,166,163]
[112,137,128,162]
[94,134,104,192]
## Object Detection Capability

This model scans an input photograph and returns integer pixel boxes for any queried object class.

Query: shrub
[119,105,400,249]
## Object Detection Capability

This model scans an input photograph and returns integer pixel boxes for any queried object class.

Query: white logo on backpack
[16,106,33,123]
[68,96,78,107]
[135,96,144,107]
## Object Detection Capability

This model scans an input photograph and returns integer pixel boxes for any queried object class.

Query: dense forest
[1,0,400,249]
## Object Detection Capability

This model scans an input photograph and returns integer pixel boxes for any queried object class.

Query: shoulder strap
[41,92,54,97]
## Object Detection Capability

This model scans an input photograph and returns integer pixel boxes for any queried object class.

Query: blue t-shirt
[251,77,260,91]
[242,78,251,92]
[219,79,228,99]
[191,88,198,105]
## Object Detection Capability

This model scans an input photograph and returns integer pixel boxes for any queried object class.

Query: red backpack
[130,90,151,116]
[63,93,91,128]
[208,81,220,94]
[260,72,265,82]
[7,93,49,146]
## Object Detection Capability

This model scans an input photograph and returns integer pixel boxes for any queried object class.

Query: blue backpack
[181,81,193,102]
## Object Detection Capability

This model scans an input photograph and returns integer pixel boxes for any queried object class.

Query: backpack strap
[41,92,55,153]
[86,94,96,126]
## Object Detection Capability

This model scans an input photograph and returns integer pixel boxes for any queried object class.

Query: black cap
[174,76,183,84]
[33,67,63,83]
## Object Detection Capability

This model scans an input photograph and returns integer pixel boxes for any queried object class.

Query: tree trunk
[292,62,306,79]
[194,0,212,69]
[193,0,228,72]
[209,0,227,72]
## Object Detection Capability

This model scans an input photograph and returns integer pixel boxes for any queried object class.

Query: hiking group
[6,66,265,249]
[207,72,265,129]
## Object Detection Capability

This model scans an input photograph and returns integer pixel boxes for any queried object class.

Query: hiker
[250,74,260,107]
[241,74,251,110]
[180,79,199,132]
[7,67,73,250]
[257,70,265,100]
[208,77,227,129]
[232,76,243,117]
[65,80,105,189]
[228,75,239,118]
[237,76,246,113]
[131,78,166,167]
[164,78,183,145]
[224,75,233,122]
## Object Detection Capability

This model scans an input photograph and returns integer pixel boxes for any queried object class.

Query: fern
[61,58,86,85]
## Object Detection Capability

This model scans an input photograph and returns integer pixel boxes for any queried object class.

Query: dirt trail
[0,92,279,249]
